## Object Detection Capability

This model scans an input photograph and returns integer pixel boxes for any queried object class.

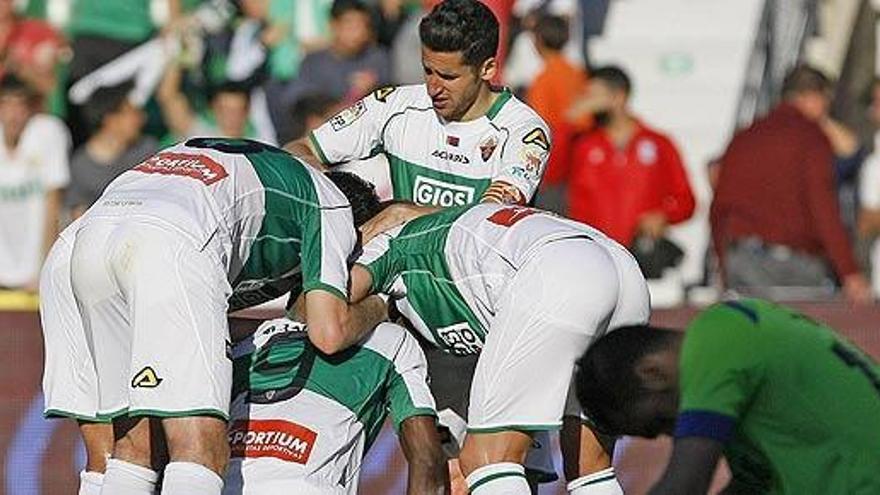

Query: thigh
[468,239,619,432]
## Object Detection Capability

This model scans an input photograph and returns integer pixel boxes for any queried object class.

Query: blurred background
[1,0,880,493]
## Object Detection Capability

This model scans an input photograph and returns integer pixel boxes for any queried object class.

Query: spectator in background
[526,13,589,214]
[0,76,69,291]
[287,92,339,142]
[567,66,695,268]
[67,81,158,218]
[711,65,872,304]
[858,78,880,296]
[821,111,866,236]
[0,0,65,107]
[158,56,252,140]
[285,0,391,111]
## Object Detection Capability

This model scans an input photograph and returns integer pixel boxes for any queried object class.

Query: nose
[425,76,444,97]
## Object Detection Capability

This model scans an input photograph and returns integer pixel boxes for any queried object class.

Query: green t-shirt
[677,299,880,494]
[68,0,154,42]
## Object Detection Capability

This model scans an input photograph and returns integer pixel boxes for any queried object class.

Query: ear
[479,57,498,83]
[634,352,674,391]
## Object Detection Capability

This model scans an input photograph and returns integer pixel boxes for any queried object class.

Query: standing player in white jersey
[345,202,651,495]
[39,139,387,495]
[224,317,447,494]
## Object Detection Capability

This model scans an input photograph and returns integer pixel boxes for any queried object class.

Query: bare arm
[304,290,387,354]
[156,60,195,138]
[648,437,724,495]
[284,136,328,170]
[399,416,449,495]
[359,202,440,245]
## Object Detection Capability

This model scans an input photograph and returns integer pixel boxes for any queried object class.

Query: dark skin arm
[648,437,724,495]
[399,416,450,495]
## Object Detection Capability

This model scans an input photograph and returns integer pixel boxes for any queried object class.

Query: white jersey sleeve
[309,86,405,165]
[492,117,551,202]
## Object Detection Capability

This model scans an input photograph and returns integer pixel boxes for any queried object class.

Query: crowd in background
[1,0,879,306]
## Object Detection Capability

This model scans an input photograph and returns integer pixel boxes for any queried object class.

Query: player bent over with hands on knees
[39,140,387,495]
[222,316,448,494]
[575,299,880,495]
[336,190,649,494]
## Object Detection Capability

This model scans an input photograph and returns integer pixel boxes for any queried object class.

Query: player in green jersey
[575,299,880,495]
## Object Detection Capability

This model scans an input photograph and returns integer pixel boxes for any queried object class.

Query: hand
[637,212,668,240]
[843,273,873,305]
[360,203,436,244]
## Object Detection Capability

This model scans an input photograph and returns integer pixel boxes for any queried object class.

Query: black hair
[288,93,339,141]
[419,0,499,67]
[0,75,37,101]
[83,81,135,131]
[330,0,371,19]
[325,171,383,228]
[534,14,569,51]
[591,65,632,97]
[782,64,832,98]
[575,325,678,433]
[208,80,251,103]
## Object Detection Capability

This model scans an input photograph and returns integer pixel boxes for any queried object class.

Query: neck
[605,112,637,146]
[458,84,497,122]
[3,129,20,149]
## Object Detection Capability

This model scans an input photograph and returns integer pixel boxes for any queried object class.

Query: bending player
[39,141,386,495]
[575,299,880,494]
[223,317,447,494]
[342,199,650,494]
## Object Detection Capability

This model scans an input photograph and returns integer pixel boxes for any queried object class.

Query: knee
[163,416,230,475]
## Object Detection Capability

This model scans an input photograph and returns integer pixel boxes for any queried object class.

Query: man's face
[588,79,626,126]
[333,10,373,57]
[0,92,33,141]
[600,353,680,438]
[212,92,249,138]
[108,101,145,143]
[793,90,830,121]
[421,48,489,121]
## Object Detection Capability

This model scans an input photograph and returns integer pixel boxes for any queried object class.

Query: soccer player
[40,140,387,495]
[349,203,651,494]
[286,0,552,232]
[223,317,447,494]
[575,299,880,494]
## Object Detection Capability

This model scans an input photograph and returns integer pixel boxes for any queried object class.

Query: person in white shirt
[0,76,70,291]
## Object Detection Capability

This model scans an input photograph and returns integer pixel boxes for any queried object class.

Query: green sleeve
[679,301,768,419]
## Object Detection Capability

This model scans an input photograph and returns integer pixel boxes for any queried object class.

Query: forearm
[341,295,388,346]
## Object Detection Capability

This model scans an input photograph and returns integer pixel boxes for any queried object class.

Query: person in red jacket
[567,66,695,248]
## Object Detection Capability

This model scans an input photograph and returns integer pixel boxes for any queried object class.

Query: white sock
[100,459,158,495]
[161,461,224,495]
[567,467,624,494]
[465,462,530,494]
[79,471,104,495]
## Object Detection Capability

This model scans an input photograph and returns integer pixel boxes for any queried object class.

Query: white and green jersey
[225,318,435,494]
[90,138,355,312]
[357,203,614,355]
[310,84,551,206]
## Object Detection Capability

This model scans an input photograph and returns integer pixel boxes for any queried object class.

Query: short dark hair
[591,65,632,96]
[208,80,251,103]
[331,0,371,19]
[325,171,383,228]
[534,14,569,51]
[83,81,135,130]
[782,64,832,98]
[575,325,678,433]
[288,93,340,141]
[0,75,37,101]
[419,0,499,67]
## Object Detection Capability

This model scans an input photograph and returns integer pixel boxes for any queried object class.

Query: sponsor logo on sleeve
[436,323,483,355]
[228,419,317,464]
[373,86,396,103]
[521,128,550,151]
[133,152,228,185]
[413,176,475,207]
[329,101,367,131]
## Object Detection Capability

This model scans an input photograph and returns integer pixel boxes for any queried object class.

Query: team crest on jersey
[133,152,228,185]
[373,86,396,103]
[131,366,163,388]
[479,135,498,161]
[330,101,367,131]
[229,419,317,464]
[522,128,550,151]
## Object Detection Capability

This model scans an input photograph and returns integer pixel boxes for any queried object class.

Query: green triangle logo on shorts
[131,366,163,388]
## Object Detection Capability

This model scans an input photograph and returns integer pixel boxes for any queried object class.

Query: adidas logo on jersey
[413,176,475,207]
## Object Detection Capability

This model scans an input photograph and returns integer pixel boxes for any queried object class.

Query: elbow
[307,323,348,355]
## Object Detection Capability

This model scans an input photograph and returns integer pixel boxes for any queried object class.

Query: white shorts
[69,218,232,420]
[468,237,649,432]
[41,227,102,421]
